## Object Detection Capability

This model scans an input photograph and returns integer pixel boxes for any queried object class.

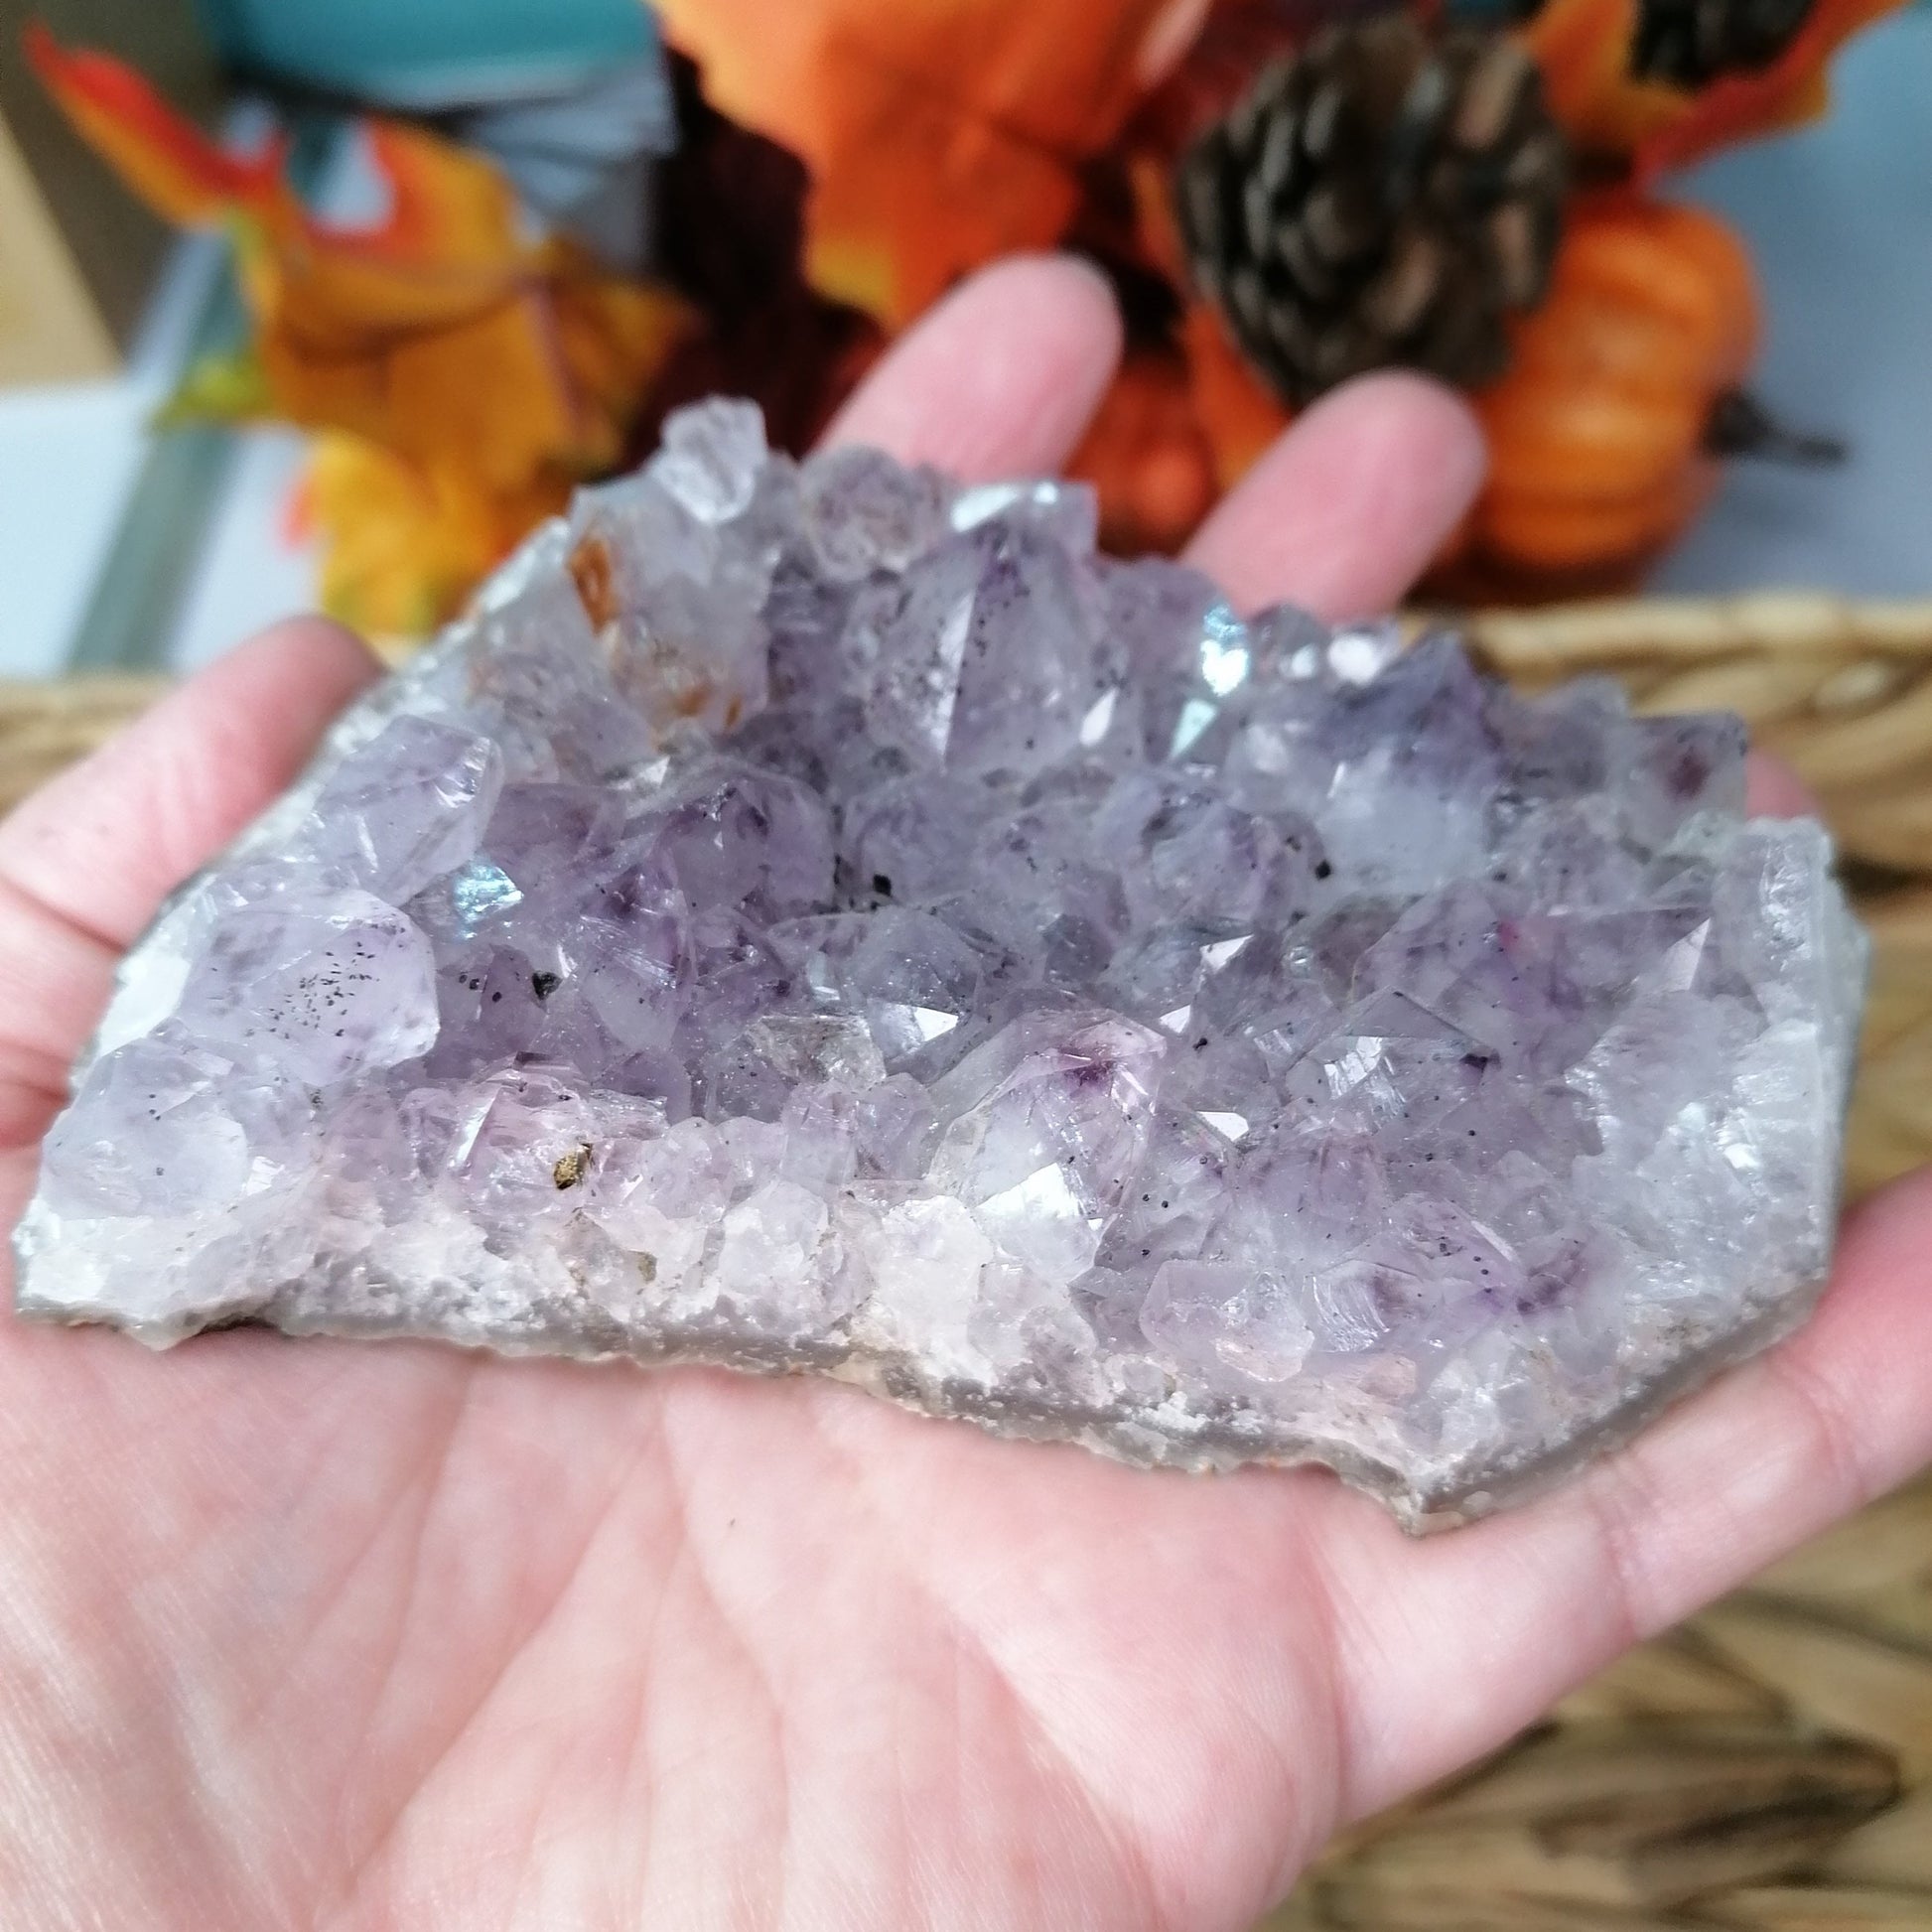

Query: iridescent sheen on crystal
[13,401,1866,1527]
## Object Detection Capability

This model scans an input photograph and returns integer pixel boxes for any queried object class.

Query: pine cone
[1175,16,1568,407]
[1631,0,1816,85]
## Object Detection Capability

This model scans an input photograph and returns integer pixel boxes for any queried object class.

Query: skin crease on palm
[0,257,1925,1932]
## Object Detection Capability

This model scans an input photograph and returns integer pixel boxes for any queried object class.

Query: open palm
[2,257,1927,1932]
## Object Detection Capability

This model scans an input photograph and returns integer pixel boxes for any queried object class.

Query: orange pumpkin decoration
[1464,197,1759,578]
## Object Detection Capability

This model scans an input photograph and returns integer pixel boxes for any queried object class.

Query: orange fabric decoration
[653,0,1209,325]
[1522,0,1907,171]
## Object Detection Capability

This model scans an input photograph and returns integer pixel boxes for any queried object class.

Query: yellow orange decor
[27,25,688,631]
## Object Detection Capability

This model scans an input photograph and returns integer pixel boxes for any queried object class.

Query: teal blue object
[193,0,652,103]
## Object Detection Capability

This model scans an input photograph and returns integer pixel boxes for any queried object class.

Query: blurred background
[0,0,1928,678]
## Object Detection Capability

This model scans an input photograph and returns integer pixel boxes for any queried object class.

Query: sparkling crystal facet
[14,401,1867,1527]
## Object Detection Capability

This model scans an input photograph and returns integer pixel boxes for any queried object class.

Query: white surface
[0,384,164,675]
[0,231,229,675]
[0,101,320,677]
[170,425,320,672]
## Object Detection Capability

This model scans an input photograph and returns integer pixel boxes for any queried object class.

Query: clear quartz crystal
[14,401,1868,1528]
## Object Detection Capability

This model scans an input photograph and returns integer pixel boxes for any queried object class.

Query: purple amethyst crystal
[13,401,1866,1527]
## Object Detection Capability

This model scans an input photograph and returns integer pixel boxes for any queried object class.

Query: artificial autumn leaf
[22,19,289,225]
[153,347,273,427]
[1523,0,1906,172]
[28,28,690,494]
[293,435,570,642]
[1621,0,1895,180]
[1179,298,1290,491]
[654,0,1211,325]
[1067,346,1216,553]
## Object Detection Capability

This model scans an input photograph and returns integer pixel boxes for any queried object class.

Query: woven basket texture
[0,593,1927,1932]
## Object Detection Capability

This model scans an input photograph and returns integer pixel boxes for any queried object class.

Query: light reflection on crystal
[446,859,524,936]
[1171,698,1219,759]
[1327,623,1403,685]
[1198,606,1251,696]
[1077,688,1118,747]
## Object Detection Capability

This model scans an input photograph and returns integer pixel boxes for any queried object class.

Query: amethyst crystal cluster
[15,402,1865,1525]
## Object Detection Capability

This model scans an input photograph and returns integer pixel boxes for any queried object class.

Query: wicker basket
[2,592,1929,1932]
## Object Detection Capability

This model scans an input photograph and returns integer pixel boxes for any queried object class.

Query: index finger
[822,253,1123,477]
[1184,372,1487,620]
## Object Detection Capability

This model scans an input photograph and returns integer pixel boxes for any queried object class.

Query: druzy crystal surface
[15,402,1866,1526]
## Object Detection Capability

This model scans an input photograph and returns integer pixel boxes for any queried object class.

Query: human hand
[1,255,1926,1932]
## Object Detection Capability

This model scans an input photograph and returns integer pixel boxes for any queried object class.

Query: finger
[0,619,377,1119]
[1308,1162,1932,1825]
[1746,749,1818,819]
[1184,372,1486,620]
[822,253,1123,479]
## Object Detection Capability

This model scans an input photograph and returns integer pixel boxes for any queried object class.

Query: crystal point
[14,400,1867,1528]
